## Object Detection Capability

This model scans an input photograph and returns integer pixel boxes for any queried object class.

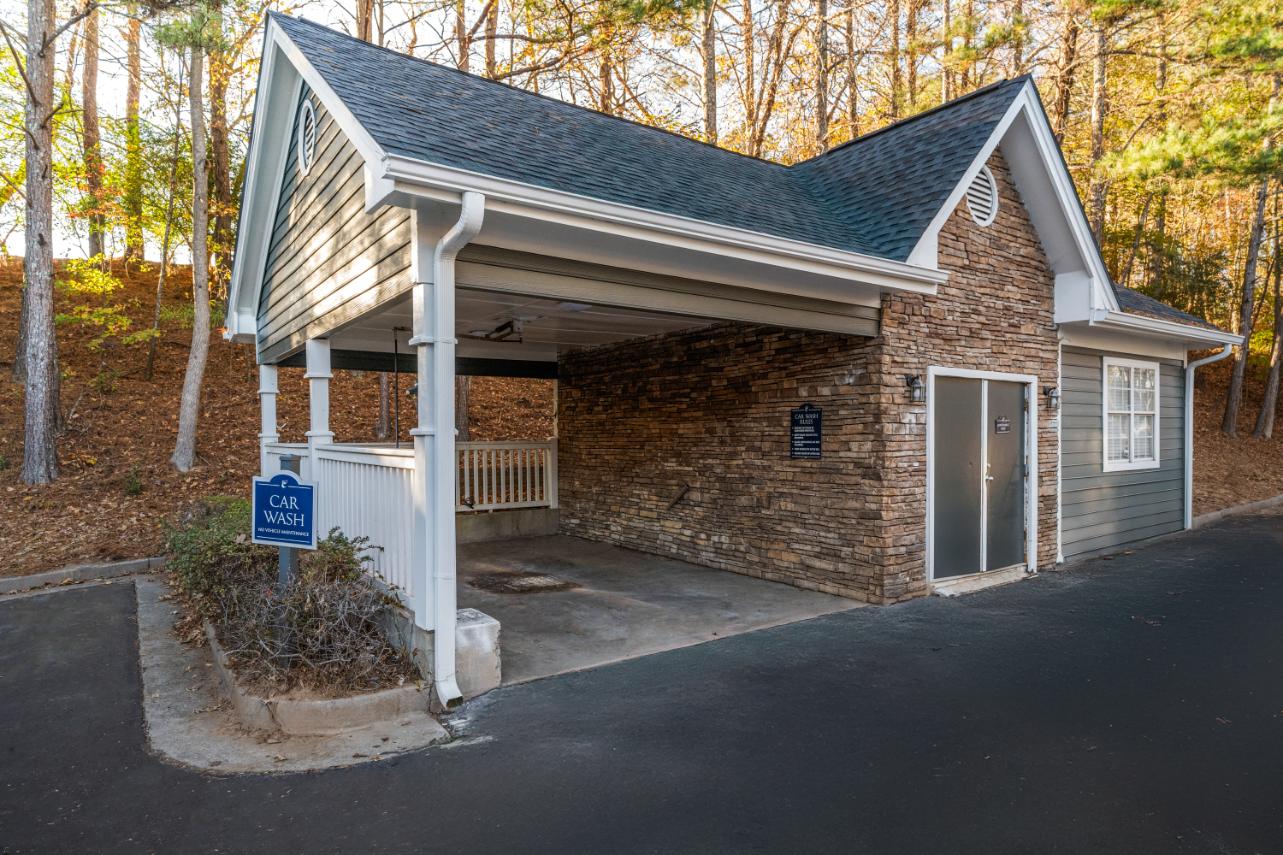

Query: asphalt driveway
[3,511,1283,853]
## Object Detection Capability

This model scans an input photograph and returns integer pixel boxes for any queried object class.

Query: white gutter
[1092,310,1242,347]
[380,154,948,294]
[423,191,485,709]
[1184,345,1233,528]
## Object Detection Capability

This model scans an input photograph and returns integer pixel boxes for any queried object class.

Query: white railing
[263,442,310,480]
[457,441,558,512]
[313,445,416,600]
[260,440,557,604]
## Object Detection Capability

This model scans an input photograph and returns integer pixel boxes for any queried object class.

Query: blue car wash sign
[252,471,317,550]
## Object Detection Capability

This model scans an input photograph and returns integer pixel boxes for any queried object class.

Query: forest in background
[0,0,1280,487]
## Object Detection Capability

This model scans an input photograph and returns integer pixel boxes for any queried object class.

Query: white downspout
[1184,344,1232,529]
[417,192,484,709]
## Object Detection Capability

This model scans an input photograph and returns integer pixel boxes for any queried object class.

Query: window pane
[1107,365,1131,411]
[1135,368,1157,411]
[1107,413,1131,462]
[1134,414,1155,461]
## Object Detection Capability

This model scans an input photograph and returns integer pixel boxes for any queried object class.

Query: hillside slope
[0,259,551,575]
[0,257,1277,576]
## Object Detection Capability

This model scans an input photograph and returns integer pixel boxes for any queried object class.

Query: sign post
[252,455,316,588]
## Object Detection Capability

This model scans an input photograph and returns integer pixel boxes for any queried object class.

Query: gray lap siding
[256,85,412,362]
[1060,346,1185,558]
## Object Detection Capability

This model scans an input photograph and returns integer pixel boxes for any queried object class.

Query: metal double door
[932,376,1027,579]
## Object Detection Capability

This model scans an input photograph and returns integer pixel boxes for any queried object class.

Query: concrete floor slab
[457,535,860,684]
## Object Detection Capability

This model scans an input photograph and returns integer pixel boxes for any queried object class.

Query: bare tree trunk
[815,0,829,149]
[1088,22,1108,244]
[844,1,858,135]
[702,0,718,143]
[172,43,210,472]
[455,376,471,441]
[888,0,901,118]
[1221,178,1270,436]
[146,55,185,382]
[208,0,232,299]
[20,0,60,484]
[455,0,470,72]
[1010,0,1023,74]
[904,0,918,110]
[1254,215,1282,438]
[356,0,373,41]
[741,0,755,131]
[123,5,144,263]
[82,5,103,260]
[939,0,952,103]
[1119,193,1151,287]
[375,371,391,439]
[484,0,498,76]
[1050,3,1078,142]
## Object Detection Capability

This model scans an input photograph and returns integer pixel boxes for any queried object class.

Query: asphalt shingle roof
[272,13,1025,262]
[271,13,1223,335]
[1112,284,1220,330]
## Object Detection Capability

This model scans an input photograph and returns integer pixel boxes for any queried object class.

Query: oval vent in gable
[297,99,318,176]
[965,165,999,227]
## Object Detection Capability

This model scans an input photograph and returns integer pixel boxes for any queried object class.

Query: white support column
[305,338,334,477]
[409,192,485,710]
[257,364,279,476]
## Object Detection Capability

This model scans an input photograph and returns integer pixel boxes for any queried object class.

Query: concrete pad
[457,535,860,684]
[931,565,1031,597]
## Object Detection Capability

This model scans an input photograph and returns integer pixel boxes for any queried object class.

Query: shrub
[166,498,414,694]
[122,466,144,497]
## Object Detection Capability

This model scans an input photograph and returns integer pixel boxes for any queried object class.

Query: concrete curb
[0,556,167,596]
[1192,493,1283,529]
[203,622,432,736]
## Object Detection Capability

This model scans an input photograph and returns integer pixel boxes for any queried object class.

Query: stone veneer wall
[556,151,1060,603]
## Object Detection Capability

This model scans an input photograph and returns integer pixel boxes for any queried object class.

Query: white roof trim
[380,155,947,294]
[1086,311,1242,346]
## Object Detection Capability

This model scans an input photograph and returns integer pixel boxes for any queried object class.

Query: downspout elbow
[1184,344,1233,529]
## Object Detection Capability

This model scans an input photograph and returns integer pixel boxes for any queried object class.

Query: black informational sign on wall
[790,404,823,459]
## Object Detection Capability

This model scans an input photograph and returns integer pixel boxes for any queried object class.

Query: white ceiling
[328,286,716,362]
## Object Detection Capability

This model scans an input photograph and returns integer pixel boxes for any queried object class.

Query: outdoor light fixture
[905,375,925,404]
[1043,386,1061,410]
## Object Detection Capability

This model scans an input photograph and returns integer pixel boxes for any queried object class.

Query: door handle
[984,463,995,482]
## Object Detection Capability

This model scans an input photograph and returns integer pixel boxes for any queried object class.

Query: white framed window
[1102,357,1160,472]
[297,99,318,176]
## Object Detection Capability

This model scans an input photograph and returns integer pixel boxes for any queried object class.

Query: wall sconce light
[905,374,925,404]
[1042,386,1060,410]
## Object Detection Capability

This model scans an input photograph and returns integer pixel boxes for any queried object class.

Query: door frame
[925,366,1039,584]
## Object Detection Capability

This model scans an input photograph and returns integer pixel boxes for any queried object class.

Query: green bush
[165,497,276,613]
[166,497,414,694]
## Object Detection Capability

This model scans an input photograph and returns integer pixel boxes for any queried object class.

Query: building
[225,13,1240,706]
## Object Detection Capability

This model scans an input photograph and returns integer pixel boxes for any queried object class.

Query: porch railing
[457,441,558,512]
[261,440,557,598]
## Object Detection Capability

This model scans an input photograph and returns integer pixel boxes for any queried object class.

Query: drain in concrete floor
[469,572,579,594]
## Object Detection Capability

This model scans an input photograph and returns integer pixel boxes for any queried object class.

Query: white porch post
[305,338,334,477]
[257,364,278,475]
[409,193,485,709]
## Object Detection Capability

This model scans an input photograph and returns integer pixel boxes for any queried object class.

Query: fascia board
[381,155,948,294]
[1091,311,1243,346]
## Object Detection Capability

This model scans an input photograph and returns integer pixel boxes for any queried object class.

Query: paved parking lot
[3,511,1282,853]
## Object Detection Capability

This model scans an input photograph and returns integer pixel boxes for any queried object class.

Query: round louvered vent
[966,165,999,227]
[297,100,318,176]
